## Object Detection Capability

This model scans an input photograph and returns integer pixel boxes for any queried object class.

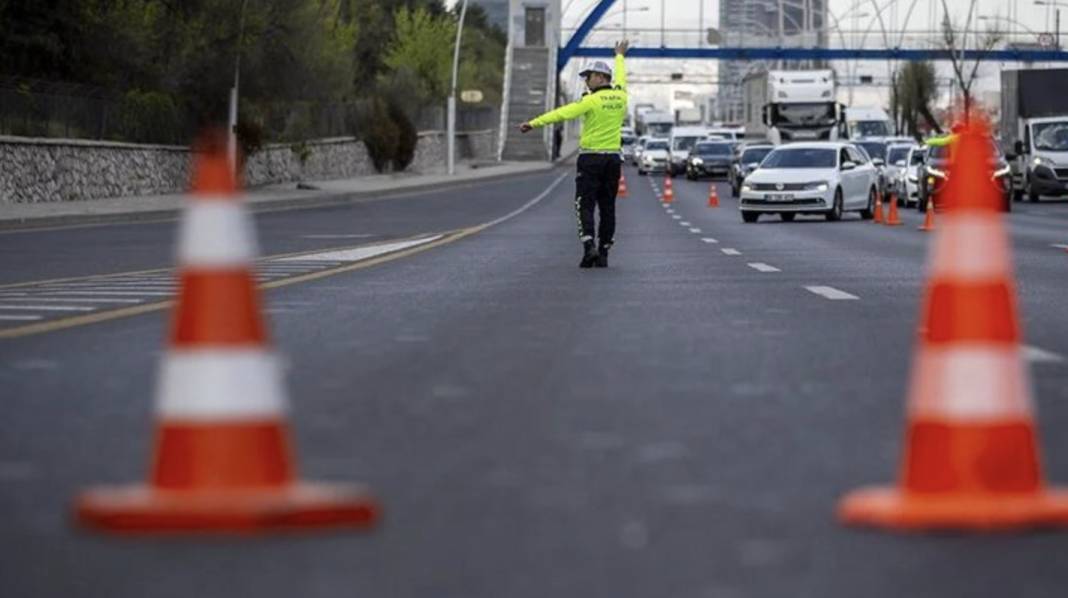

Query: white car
[632,135,650,166]
[884,143,916,201]
[739,142,880,223]
[637,138,670,175]
[668,126,710,176]
[900,146,927,208]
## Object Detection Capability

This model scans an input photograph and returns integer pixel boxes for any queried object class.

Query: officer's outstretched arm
[527,97,594,129]
[614,40,628,90]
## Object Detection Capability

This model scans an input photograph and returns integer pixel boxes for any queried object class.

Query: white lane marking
[1024,345,1065,363]
[277,235,444,263]
[701,237,718,244]
[0,315,42,321]
[1052,244,1068,251]
[721,248,742,256]
[481,172,569,229]
[805,286,859,300]
[689,228,702,233]
[0,297,141,304]
[680,221,691,226]
[748,262,781,273]
[50,290,174,296]
[301,234,375,240]
[0,305,95,311]
[672,215,682,220]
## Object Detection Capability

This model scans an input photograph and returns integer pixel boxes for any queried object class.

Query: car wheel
[1028,180,1041,203]
[638,168,646,176]
[686,171,695,181]
[1004,192,1012,213]
[741,212,760,223]
[1013,188,1023,202]
[826,189,844,222]
[859,187,876,220]
[780,212,796,222]
[730,184,738,198]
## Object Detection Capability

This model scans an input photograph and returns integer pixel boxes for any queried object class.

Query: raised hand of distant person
[615,40,629,55]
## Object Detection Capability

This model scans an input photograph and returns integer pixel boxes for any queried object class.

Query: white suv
[739,142,880,223]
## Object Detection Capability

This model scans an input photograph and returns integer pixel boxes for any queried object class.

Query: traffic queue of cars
[626,128,1024,222]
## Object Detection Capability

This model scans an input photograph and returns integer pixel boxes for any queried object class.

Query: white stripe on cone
[908,345,1034,421]
[156,349,288,420]
[928,214,1012,281]
[177,201,258,267]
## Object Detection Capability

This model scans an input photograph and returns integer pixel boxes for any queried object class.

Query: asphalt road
[2,163,1068,598]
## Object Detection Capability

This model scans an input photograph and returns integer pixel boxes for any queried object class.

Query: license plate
[764,193,794,201]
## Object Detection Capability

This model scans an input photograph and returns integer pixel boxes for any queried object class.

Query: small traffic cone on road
[662,176,675,204]
[617,173,628,198]
[75,133,379,534]
[884,191,902,226]
[837,117,1068,531]
[873,191,885,223]
[918,196,936,232]
[707,184,720,208]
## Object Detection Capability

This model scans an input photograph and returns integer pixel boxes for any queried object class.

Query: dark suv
[920,140,1013,212]
[729,143,774,197]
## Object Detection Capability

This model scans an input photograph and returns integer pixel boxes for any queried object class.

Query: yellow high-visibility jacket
[529,54,628,152]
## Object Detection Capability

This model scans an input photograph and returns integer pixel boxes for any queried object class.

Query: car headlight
[993,165,1011,179]
[692,157,703,166]
[741,183,752,193]
[1033,156,1056,168]
[927,176,936,186]
[927,167,947,179]
[803,181,829,191]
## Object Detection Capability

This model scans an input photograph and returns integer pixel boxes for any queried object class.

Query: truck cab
[844,107,893,139]
[744,69,843,145]
[1010,116,1068,202]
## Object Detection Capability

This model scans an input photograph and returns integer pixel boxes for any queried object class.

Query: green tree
[383,6,455,103]
[893,60,941,140]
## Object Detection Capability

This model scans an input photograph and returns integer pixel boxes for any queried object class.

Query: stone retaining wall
[0,129,500,204]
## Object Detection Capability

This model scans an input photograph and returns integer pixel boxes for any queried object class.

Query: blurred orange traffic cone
[662,176,674,203]
[707,184,720,208]
[76,134,379,534]
[919,196,936,231]
[873,191,885,223]
[885,191,902,226]
[617,173,628,198]
[837,117,1068,531]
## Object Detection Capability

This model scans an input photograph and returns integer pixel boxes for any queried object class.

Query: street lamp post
[228,0,249,173]
[1036,1,1064,48]
[447,0,469,176]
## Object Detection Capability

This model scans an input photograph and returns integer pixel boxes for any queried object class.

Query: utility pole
[778,0,785,68]
[447,0,469,176]
[228,0,249,174]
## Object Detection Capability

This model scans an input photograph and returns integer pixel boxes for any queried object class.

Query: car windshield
[673,136,700,151]
[761,148,837,169]
[927,140,1002,162]
[1032,121,1068,151]
[857,142,887,161]
[646,141,668,150]
[740,147,772,164]
[695,143,732,155]
[887,146,911,164]
[622,135,636,145]
[910,149,927,165]
[850,120,891,137]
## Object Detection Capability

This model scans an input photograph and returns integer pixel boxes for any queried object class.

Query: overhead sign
[460,90,484,103]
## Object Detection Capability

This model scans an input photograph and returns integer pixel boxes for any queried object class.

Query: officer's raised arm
[614,40,628,91]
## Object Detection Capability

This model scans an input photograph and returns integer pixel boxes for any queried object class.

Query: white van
[668,126,713,176]
[844,107,892,139]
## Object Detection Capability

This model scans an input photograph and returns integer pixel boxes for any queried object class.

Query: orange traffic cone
[662,176,675,204]
[884,191,902,226]
[617,173,628,198]
[837,117,1068,531]
[873,191,885,223]
[707,184,720,208]
[76,134,379,534]
[918,196,936,231]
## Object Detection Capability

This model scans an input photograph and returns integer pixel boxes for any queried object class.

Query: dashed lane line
[672,215,682,220]
[680,221,691,226]
[701,237,718,244]
[1024,345,1065,363]
[805,286,859,300]
[721,248,742,256]
[1052,244,1068,251]
[747,263,781,273]
[689,228,702,233]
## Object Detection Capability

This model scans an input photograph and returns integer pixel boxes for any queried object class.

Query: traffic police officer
[520,41,629,268]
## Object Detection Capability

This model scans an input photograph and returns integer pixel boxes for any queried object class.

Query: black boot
[579,240,599,268]
[595,244,610,268]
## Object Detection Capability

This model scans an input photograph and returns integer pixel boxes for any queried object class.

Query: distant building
[717,0,828,124]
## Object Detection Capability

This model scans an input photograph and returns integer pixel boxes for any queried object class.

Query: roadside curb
[0,160,569,232]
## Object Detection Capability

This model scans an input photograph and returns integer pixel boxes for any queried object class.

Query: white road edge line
[0,315,43,321]
[748,262,781,273]
[721,248,742,256]
[0,305,95,311]
[805,286,859,300]
[1023,345,1065,363]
